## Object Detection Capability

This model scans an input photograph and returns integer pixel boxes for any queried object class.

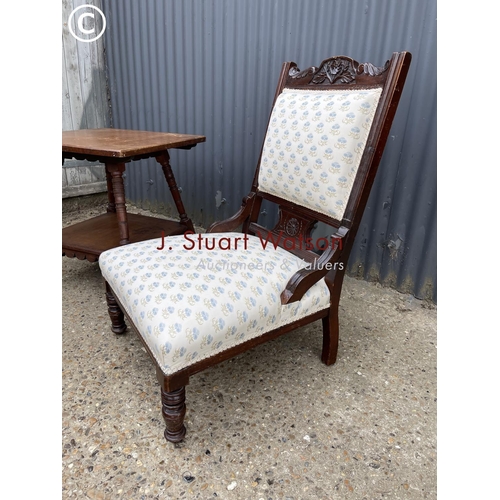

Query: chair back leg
[321,274,344,365]
[321,310,339,365]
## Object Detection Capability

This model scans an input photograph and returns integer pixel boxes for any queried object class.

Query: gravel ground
[62,202,437,499]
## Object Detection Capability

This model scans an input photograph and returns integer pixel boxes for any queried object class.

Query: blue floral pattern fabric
[258,88,382,220]
[100,233,330,375]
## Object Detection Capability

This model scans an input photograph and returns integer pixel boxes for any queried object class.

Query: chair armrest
[207,192,256,233]
[280,227,347,305]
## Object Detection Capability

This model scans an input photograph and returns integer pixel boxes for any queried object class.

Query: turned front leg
[161,386,187,443]
[105,282,126,334]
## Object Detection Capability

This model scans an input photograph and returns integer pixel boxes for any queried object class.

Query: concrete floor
[62,202,437,499]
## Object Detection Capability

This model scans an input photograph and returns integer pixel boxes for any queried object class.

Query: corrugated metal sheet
[102,0,437,301]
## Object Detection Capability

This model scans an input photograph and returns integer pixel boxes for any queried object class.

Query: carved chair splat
[99,52,412,443]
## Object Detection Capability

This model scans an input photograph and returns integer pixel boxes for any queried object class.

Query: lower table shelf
[63,212,188,262]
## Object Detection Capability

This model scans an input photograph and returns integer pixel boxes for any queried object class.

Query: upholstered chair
[99,52,412,442]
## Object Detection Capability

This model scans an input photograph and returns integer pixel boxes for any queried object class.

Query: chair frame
[104,52,411,443]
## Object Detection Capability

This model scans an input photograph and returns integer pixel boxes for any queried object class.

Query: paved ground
[62,202,437,499]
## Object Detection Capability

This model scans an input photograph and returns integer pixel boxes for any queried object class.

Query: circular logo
[68,5,107,43]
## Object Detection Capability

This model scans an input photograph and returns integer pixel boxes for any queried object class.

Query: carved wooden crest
[289,56,389,84]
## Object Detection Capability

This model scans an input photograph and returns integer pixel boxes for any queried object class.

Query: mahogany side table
[62,128,205,262]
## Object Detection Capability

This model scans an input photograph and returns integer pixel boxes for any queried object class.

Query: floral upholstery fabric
[258,87,382,220]
[99,233,330,375]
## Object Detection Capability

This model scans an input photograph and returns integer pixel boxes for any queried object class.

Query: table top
[62,128,206,158]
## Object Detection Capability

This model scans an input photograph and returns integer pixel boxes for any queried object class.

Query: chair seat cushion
[99,233,330,375]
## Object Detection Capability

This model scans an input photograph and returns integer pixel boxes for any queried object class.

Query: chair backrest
[244,53,411,264]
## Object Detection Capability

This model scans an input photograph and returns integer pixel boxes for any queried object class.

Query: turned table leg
[155,152,195,233]
[106,163,130,245]
[105,168,116,213]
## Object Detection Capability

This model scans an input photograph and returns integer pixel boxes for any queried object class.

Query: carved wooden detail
[359,61,389,77]
[285,217,300,236]
[289,56,389,84]
[243,209,319,262]
[274,208,316,240]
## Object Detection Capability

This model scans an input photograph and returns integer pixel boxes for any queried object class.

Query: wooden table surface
[62,128,206,158]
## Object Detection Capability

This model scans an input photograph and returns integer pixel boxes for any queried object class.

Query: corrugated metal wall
[62,0,112,197]
[102,0,437,301]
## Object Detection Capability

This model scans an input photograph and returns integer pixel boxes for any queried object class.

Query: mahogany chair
[99,52,412,443]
